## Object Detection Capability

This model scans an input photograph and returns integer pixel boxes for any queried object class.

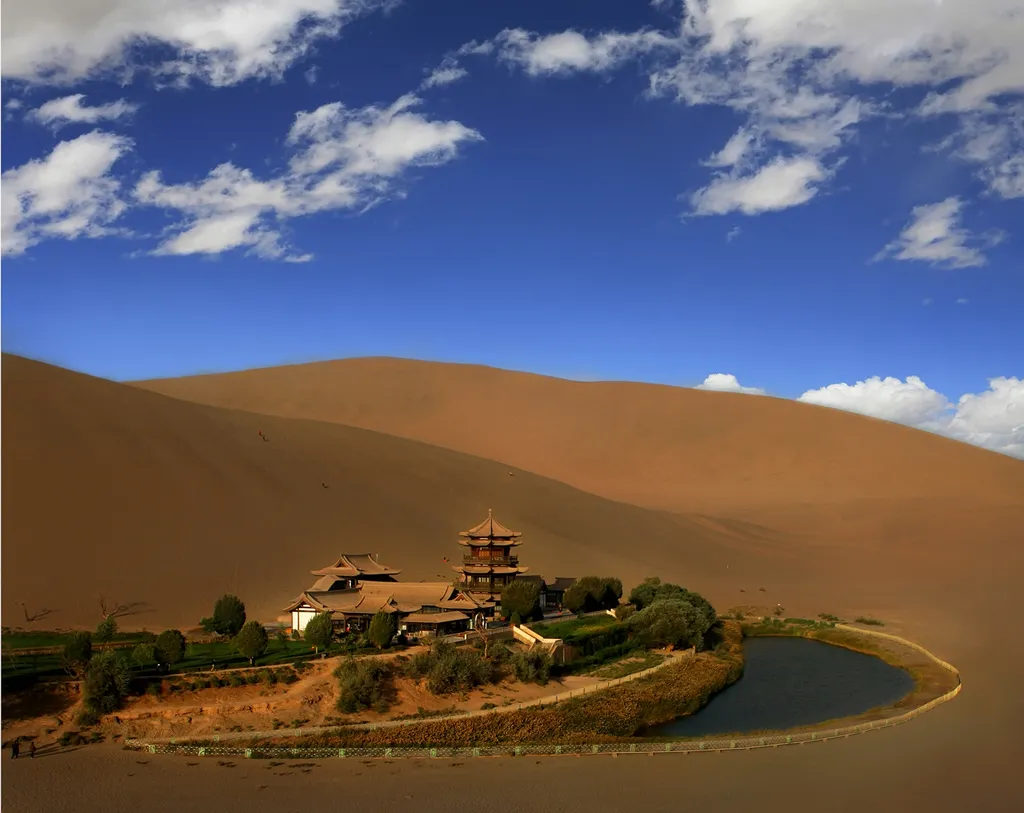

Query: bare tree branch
[19,603,56,624]
[99,596,148,620]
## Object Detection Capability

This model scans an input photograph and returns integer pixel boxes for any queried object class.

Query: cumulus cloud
[1,130,132,256]
[874,197,1004,269]
[798,375,1024,458]
[463,1,1023,214]
[421,58,468,90]
[695,374,766,395]
[690,156,832,216]
[27,93,137,127]
[134,93,482,259]
[0,0,388,86]
[489,28,670,77]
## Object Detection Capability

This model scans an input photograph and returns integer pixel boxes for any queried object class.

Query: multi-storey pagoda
[452,509,529,599]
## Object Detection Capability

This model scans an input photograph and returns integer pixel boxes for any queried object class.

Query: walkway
[143,648,693,744]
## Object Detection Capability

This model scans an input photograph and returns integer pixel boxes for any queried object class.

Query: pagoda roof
[459,509,522,541]
[403,611,469,625]
[546,577,577,592]
[283,580,483,617]
[453,564,529,575]
[310,552,402,578]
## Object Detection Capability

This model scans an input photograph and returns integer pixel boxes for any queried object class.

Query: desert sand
[3,351,1024,812]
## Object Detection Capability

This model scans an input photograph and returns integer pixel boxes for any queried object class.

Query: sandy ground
[3,354,1024,812]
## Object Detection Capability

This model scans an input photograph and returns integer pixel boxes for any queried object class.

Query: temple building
[283,510,575,640]
[452,509,529,600]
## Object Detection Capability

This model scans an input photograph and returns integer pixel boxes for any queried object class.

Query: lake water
[641,635,915,738]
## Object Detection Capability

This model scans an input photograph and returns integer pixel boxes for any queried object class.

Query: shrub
[500,581,542,623]
[246,671,262,685]
[368,611,397,650]
[280,670,299,685]
[304,613,334,654]
[208,595,247,637]
[481,702,497,710]
[615,605,636,622]
[131,643,156,669]
[228,673,245,688]
[155,629,186,671]
[511,649,551,685]
[565,577,622,614]
[83,651,132,715]
[63,631,93,677]
[628,597,716,651]
[95,616,118,644]
[235,621,269,666]
[335,658,393,714]
[76,708,101,728]
[855,617,885,626]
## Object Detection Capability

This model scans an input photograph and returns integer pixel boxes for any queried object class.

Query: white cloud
[1,0,388,87]
[726,225,741,242]
[798,375,1024,458]
[690,156,831,216]
[134,93,482,259]
[5,98,24,110]
[696,373,765,395]
[489,27,670,77]
[1,130,132,256]
[956,297,969,304]
[27,93,137,127]
[923,297,934,306]
[304,66,319,86]
[874,197,1004,269]
[421,58,468,90]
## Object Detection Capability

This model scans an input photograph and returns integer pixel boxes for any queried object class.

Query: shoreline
[121,620,961,759]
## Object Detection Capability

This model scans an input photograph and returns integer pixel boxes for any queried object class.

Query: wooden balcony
[462,555,519,567]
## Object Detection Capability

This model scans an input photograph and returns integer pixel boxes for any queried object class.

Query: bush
[155,629,186,671]
[335,657,393,714]
[511,649,551,685]
[564,577,622,614]
[368,611,397,650]
[209,595,247,637]
[76,709,101,728]
[131,643,156,669]
[63,631,93,677]
[246,671,261,685]
[500,581,542,623]
[401,640,499,696]
[228,673,245,688]
[235,621,269,666]
[83,651,132,715]
[304,613,334,653]
[95,616,118,644]
[628,596,716,651]
[615,605,636,621]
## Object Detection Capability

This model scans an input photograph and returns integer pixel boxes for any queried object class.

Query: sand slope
[4,353,1024,811]
[135,356,1024,514]
[2,354,774,630]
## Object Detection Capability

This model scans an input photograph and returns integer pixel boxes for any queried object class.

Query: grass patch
[528,614,616,640]
[854,617,885,627]
[586,652,665,680]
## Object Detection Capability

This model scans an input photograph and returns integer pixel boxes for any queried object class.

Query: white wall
[291,608,318,633]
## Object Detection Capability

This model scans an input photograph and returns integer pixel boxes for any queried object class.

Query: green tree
[563,577,621,614]
[628,596,717,651]
[500,580,541,623]
[131,642,156,669]
[95,616,118,644]
[367,611,397,650]
[63,631,93,677]
[304,613,334,654]
[209,594,247,637]
[235,620,269,666]
[154,629,186,671]
[83,651,131,714]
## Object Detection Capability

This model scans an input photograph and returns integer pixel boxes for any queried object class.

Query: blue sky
[1,1,1022,456]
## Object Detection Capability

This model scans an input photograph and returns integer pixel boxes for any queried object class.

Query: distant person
[10,738,19,759]
[28,741,35,759]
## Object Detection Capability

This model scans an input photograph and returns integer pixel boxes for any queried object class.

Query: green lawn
[529,613,617,639]
[584,651,665,680]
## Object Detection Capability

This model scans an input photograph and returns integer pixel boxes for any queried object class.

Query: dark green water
[641,636,915,738]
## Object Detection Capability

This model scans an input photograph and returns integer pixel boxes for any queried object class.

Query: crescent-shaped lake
[641,635,916,738]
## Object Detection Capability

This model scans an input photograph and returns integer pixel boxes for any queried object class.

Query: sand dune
[135,356,1024,514]
[4,352,1024,811]
[2,353,773,630]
